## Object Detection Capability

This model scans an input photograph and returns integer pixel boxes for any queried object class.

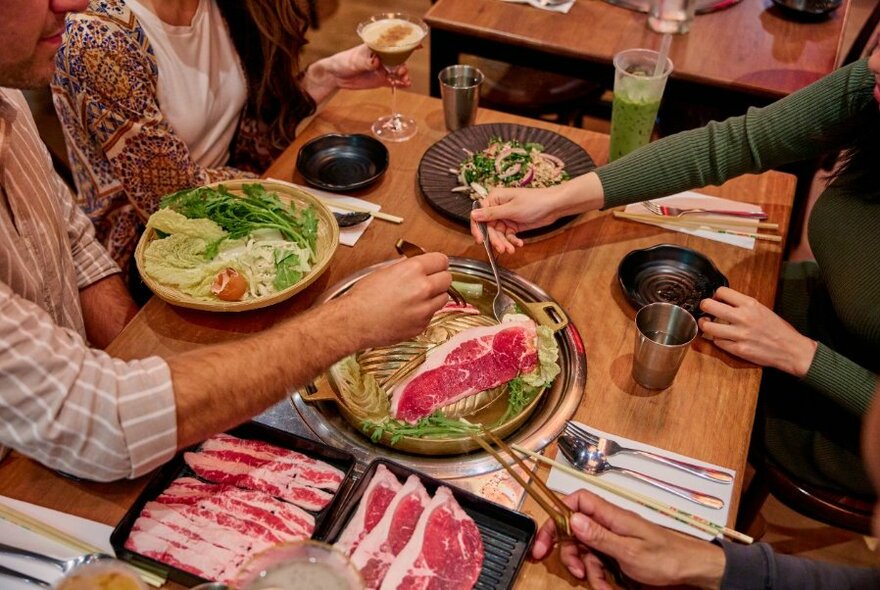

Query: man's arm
[79,274,139,349]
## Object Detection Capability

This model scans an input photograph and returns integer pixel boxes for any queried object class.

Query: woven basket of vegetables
[134,179,339,312]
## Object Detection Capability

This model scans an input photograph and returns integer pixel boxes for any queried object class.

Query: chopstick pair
[511,445,753,544]
[469,430,573,539]
[613,211,782,243]
[0,502,167,587]
[266,177,404,224]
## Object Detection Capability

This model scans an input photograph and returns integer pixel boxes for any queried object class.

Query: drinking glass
[357,13,428,142]
[234,541,363,590]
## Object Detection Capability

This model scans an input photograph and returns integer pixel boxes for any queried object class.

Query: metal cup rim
[635,302,698,347]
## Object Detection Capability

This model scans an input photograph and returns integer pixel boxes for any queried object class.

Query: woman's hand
[304,44,409,103]
[531,490,725,590]
[699,286,817,377]
[469,172,605,254]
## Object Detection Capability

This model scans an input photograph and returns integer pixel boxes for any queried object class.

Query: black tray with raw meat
[319,458,536,590]
[110,421,356,587]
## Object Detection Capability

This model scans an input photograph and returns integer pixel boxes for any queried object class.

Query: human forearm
[169,297,362,449]
[79,274,139,349]
[802,343,878,416]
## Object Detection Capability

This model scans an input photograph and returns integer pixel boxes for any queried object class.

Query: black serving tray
[320,458,537,590]
[110,421,356,587]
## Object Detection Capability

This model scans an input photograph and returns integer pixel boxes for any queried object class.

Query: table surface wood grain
[0,88,796,589]
[425,0,851,101]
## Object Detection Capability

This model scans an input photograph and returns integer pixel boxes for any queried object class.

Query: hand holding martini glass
[357,13,428,142]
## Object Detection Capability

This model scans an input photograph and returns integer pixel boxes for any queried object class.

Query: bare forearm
[79,274,139,348]
[168,297,361,449]
[555,171,606,215]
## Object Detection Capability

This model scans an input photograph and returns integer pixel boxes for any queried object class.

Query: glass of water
[648,0,698,34]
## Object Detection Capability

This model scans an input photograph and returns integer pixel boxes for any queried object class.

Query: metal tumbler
[438,65,484,131]
[632,302,698,389]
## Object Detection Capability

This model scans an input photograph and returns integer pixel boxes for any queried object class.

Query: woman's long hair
[217,0,316,151]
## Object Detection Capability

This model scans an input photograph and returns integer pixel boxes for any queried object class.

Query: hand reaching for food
[344,252,452,349]
[699,286,818,377]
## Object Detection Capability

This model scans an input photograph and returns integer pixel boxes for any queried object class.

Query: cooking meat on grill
[335,464,403,557]
[390,318,538,423]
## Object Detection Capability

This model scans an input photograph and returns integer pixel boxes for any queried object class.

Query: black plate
[321,458,536,590]
[296,133,389,192]
[617,243,728,317]
[110,422,357,587]
[418,123,595,237]
[770,0,841,17]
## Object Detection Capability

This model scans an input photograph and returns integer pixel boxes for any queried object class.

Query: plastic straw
[654,34,672,76]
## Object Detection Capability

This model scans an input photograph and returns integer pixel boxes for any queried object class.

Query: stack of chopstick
[0,502,166,587]
[613,210,781,243]
[511,444,752,544]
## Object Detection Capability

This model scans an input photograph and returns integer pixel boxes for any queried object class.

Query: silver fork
[472,201,517,321]
[643,199,768,220]
[564,422,733,484]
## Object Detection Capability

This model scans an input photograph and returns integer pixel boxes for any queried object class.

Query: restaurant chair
[737,452,876,537]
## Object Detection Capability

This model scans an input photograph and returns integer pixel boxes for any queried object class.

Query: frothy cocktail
[359,18,426,68]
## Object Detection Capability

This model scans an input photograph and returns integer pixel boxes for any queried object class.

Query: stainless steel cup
[632,302,698,389]
[438,65,484,131]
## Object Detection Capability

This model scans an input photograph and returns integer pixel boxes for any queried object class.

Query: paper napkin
[546,423,736,540]
[0,495,114,589]
[500,0,576,14]
[266,178,381,247]
[624,192,766,250]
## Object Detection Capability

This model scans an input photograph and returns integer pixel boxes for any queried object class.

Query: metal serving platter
[288,257,587,480]
[603,0,743,14]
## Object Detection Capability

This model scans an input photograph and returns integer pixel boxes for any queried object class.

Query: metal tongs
[470,429,573,540]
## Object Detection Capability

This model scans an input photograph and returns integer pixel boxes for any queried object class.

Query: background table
[426,0,851,114]
[0,89,796,589]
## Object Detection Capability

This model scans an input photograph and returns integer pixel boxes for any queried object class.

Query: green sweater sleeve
[803,343,878,416]
[598,60,875,208]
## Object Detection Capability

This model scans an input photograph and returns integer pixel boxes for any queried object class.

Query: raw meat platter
[323,459,536,590]
[110,421,356,587]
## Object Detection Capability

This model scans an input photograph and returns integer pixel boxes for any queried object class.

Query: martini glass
[357,13,428,142]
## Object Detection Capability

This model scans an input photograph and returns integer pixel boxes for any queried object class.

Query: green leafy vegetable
[362,413,480,445]
[273,249,303,291]
[450,280,483,299]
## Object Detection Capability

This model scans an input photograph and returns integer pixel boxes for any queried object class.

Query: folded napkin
[0,495,114,589]
[266,178,381,247]
[624,192,766,250]
[500,0,576,14]
[546,423,736,540]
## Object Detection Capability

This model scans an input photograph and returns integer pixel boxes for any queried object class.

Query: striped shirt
[0,88,177,481]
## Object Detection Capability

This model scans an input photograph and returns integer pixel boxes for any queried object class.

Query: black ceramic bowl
[770,0,841,18]
[296,133,389,192]
[617,244,729,317]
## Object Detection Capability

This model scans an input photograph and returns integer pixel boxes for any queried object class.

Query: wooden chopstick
[614,210,778,230]
[0,503,167,587]
[613,211,781,242]
[511,444,753,544]
[265,177,404,223]
[470,432,572,538]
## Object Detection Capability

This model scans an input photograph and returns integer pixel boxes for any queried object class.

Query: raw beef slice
[335,464,402,556]
[380,486,484,590]
[350,475,430,588]
[391,319,538,423]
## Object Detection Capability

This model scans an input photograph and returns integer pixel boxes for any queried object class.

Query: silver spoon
[0,542,114,575]
[558,435,725,509]
[472,201,517,321]
[333,211,371,227]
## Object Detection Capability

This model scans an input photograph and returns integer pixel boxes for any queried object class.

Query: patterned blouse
[51,0,283,271]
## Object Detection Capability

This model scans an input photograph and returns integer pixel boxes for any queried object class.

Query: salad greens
[362,413,481,445]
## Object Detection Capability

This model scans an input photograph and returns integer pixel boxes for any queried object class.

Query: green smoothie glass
[608,49,673,162]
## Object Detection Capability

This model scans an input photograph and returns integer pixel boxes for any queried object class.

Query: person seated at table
[50,0,404,277]
[470,51,880,498]
[531,384,880,589]
[0,0,451,482]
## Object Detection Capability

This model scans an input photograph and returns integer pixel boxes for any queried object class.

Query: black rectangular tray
[319,458,536,590]
[110,421,356,587]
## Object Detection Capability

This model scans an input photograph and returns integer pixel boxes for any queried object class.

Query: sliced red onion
[539,153,566,168]
[498,162,521,180]
[494,147,513,173]
[518,167,535,186]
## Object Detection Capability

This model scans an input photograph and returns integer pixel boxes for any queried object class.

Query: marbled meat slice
[184,451,333,511]
[380,487,484,590]
[335,464,402,557]
[160,477,315,537]
[350,475,430,589]
[126,516,246,582]
[390,319,538,423]
[201,434,345,490]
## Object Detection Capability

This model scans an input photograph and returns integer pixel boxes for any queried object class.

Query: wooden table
[0,89,796,589]
[426,0,851,111]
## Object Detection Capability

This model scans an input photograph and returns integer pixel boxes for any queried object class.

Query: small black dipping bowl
[770,0,841,19]
[617,244,729,317]
[296,133,389,192]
